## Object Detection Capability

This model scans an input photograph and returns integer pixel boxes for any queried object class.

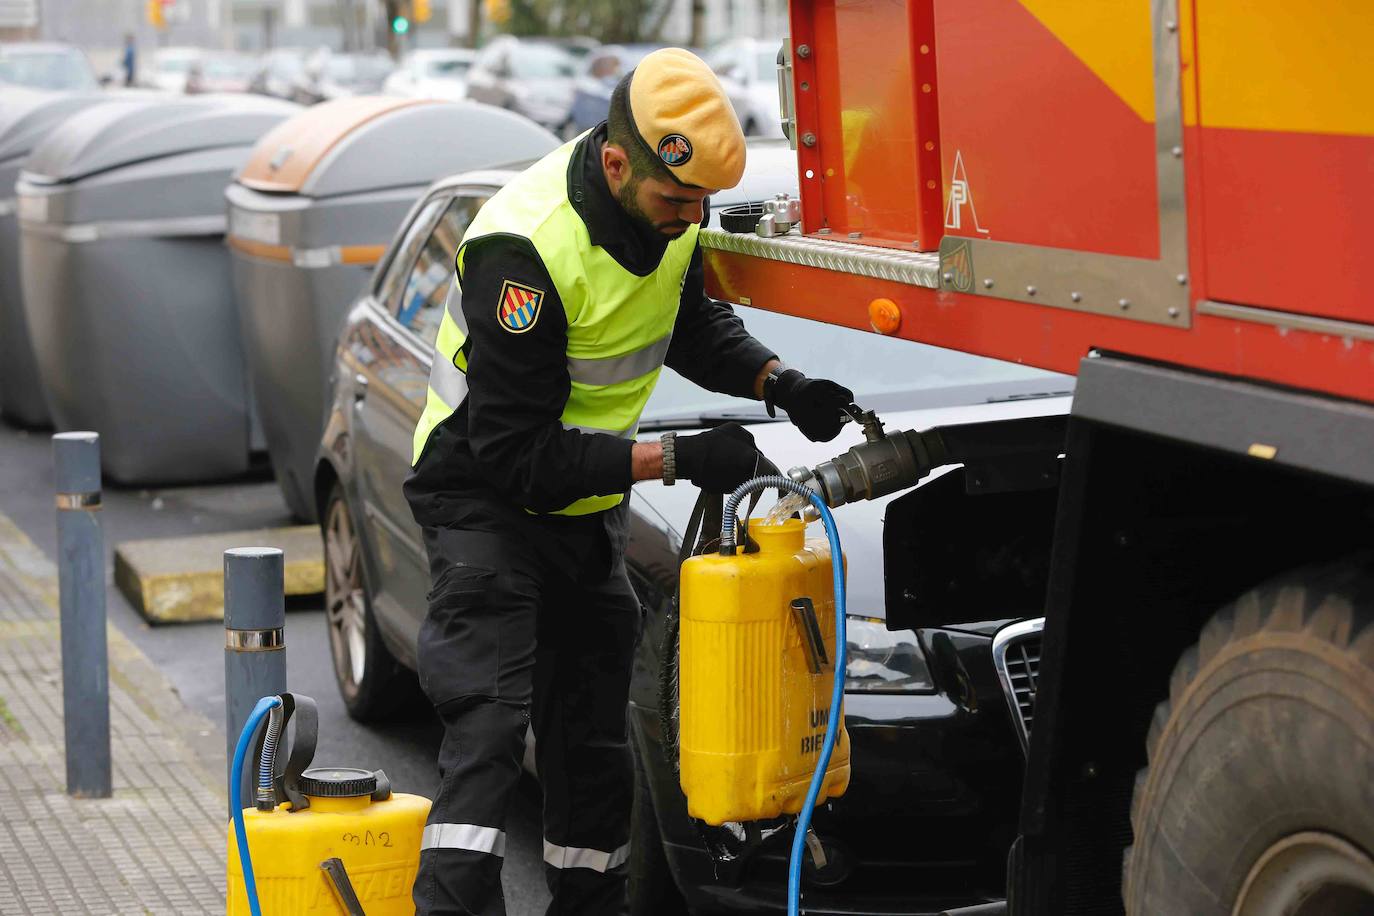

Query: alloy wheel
[324,494,368,692]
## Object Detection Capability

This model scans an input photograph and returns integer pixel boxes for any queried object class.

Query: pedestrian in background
[405,47,855,916]
[120,33,136,87]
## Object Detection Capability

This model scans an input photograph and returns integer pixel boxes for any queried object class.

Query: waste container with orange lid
[225,96,557,520]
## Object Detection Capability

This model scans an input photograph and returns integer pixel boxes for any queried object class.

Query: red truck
[700,2,1374,913]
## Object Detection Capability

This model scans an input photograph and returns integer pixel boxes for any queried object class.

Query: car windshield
[271,55,306,77]
[156,55,198,74]
[326,55,391,86]
[511,43,575,79]
[586,46,655,83]
[755,48,777,82]
[642,306,1065,422]
[423,56,472,78]
[204,56,256,79]
[0,48,97,90]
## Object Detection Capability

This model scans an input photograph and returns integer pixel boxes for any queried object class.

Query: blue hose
[787,493,845,916]
[231,695,282,916]
[722,478,846,916]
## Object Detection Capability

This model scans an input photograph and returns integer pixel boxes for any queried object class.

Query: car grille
[992,618,1044,755]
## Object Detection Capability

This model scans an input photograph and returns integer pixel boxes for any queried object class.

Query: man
[405,48,853,915]
[120,34,136,87]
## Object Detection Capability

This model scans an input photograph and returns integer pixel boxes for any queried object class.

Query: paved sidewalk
[0,510,227,914]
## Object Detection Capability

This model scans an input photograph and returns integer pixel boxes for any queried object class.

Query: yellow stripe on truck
[1016,0,1155,123]
[1194,0,1374,136]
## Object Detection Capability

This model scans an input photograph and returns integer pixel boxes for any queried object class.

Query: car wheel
[1123,560,1374,914]
[323,483,423,722]
[629,731,690,916]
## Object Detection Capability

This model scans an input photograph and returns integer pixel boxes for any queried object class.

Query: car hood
[414,78,467,100]
[632,393,1072,623]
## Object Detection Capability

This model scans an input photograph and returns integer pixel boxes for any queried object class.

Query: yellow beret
[629,48,746,190]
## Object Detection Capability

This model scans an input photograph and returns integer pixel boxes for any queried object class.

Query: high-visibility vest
[411,137,698,516]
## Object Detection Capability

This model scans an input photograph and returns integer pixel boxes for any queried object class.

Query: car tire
[1123,559,1374,915]
[323,483,424,722]
[629,731,690,916]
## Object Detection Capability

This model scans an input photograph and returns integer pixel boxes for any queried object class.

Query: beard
[616,176,690,237]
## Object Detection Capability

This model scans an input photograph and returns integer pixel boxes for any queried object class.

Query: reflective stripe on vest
[427,280,470,409]
[411,137,698,517]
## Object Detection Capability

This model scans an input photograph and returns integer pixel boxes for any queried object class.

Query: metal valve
[756,193,802,238]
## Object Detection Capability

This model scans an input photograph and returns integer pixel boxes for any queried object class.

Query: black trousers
[412,513,641,916]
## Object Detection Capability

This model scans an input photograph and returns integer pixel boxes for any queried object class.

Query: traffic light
[413,0,431,23]
[146,0,165,29]
[391,13,410,33]
[484,0,510,25]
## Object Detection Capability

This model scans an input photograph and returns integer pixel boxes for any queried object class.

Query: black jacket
[405,123,776,530]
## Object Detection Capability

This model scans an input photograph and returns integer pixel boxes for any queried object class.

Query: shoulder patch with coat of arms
[497,280,545,334]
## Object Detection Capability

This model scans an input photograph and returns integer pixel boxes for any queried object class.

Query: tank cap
[297,767,378,798]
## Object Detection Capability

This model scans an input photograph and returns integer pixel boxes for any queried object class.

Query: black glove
[766,369,854,442]
[676,422,761,494]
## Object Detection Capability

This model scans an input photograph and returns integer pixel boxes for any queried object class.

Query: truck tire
[628,731,690,916]
[323,483,423,722]
[1123,560,1374,915]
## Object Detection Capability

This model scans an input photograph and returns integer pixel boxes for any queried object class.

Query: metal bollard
[224,547,287,810]
[53,432,111,798]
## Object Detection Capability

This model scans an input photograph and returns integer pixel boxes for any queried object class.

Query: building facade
[19,0,787,70]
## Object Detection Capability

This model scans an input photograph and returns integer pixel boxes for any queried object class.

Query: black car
[314,158,1071,914]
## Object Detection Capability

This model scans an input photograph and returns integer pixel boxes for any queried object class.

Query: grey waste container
[225,96,556,520]
[0,90,116,427]
[16,94,300,484]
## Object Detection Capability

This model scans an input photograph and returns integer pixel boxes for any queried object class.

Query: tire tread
[1122,556,1374,911]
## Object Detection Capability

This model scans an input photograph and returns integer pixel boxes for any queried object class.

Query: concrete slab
[115,525,323,623]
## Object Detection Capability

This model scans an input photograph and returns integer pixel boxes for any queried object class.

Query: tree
[503,0,677,43]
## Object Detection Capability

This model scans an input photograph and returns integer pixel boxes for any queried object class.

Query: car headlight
[844,616,934,693]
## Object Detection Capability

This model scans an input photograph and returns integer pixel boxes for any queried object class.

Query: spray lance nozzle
[799,406,940,510]
[801,410,1071,509]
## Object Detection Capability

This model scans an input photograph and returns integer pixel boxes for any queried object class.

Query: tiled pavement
[0,510,226,914]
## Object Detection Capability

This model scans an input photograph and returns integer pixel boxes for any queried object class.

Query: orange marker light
[868,298,902,335]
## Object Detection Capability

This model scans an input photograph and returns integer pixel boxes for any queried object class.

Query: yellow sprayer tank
[227,767,430,914]
[679,517,850,825]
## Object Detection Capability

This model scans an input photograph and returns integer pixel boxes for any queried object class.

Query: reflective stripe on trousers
[542,840,630,872]
[422,823,507,857]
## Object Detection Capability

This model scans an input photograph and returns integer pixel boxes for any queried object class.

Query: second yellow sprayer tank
[227,767,430,914]
[679,517,850,825]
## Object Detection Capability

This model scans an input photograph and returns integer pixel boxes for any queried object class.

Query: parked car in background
[464,35,577,131]
[291,51,393,105]
[564,43,662,138]
[185,52,259,94]
[0,43,98,91]
[383,48,475,101]
[250,47,311,99]
[547,35,600,59]
[143,46,206,93]
[707,38,785,138]
[313,138,1066,914]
